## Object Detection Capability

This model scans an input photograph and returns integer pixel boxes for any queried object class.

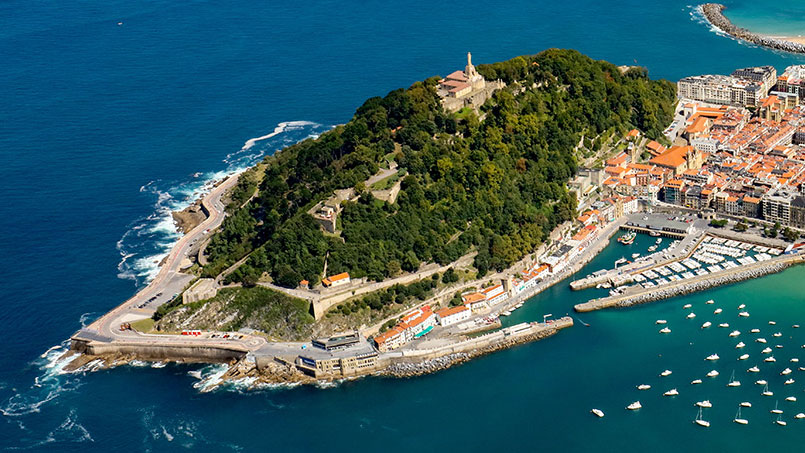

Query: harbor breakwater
[575,255,802,312]
[701,3,805,54]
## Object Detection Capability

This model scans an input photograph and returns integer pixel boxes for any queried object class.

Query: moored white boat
[683,304,692,309]
[750,328,760,333]
[730,330,741,337]
[796,413,805,419]
[771,401,783,414]
[756,379,768,385]
[761,347,772,354]
[701,321,711,329]
[714,308,722,314]
[637,384,651,390]
[791,358,799,363]
[765,356,776,362]
[734,406,748,425]
[740,402,752,407]
[775,416,787,426]
[591,408,605,418]
[756,337,767,343]
[727,370,740,387]
[627,401,641,410]
[773,332,782,337]
[694,407,709,427]
[736,342,745,349]
[785,378,795,385]
[706,299,714,304]
[762,383,773,396]
[659,327,671,334]
[719,323,729,328]
[660,370,672,377]
[747,366,760,373]
[739,311,750,317]
[739,354,749,360]
[686,312,696,319]
[769,321,776,325]
[696,400,712,408]
[706,370,719,377]
[664,388,679,396]
[705,354,719,361]
[786,396,797,402]
[738,304,746,309]
[691,379,702,385]
[655,319,667,324]
[781,368,792,375]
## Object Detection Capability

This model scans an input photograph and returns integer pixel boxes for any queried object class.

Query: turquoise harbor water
[720,0,805,37]
[4,0,805,451]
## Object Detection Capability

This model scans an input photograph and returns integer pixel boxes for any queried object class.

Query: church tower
[464,52,484,89]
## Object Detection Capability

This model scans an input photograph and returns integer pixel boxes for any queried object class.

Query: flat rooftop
[625,213,695,234]
[299,338,377,361]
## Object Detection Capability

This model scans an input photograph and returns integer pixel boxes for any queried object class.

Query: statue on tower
[465,52,479,79]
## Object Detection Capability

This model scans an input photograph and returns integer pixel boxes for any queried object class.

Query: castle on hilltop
[438,52,504,113]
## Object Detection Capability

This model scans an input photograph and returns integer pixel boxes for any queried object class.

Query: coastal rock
[702,4,805,55]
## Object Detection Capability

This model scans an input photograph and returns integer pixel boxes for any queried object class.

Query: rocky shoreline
[614,261,790,309]
[701,3,805,54]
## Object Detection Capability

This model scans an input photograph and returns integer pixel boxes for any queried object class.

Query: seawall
[701,3,805,54]
[575,254,802,312]
[70,338,248,364]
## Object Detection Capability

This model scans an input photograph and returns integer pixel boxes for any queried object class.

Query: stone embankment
[702,4,805,54]
[576,257,798,312]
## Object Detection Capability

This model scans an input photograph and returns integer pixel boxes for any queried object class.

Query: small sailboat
[795,413,805,419]
[659,327,671,334]
[762,383,773,397]
[660,369,672,377]
[765,356,777,362]
[786,396,797,402]
[691,379,703,385]
[800,367,805,371]
[791,358,799,363]
[794,325,800,329]
[727,370,741,387]
[756,337,767,343]
[736,342,745,349]
[664,388,679,396]
[740,402,752,407]
[776,415,787,426]
[747,366,760,373]
[686,313,696,319]
[781,368,792,375]
[739,311,750,317]
[694,407,710,427]
[707,370,719,377]
[776,344,784,349]
[773,332,782,337]
[734,406,748,425]
[719,323,729,328]
[730,330,741,337]
[771,401,783,414]
[756,379,768,385]
[627,401,642,410]
[714,308,722,314]
[706,354,719,361]
[655,319,667,324]
[683,304,692,309]
[637,384,651,390]
[739,354,749,360]
[591,408,605,418]
[750,328,760,333]
[785,378,795,385]
[762,347,772,354]
[696,400,713,408]
[769,321,777,325]
[701,321,712,329]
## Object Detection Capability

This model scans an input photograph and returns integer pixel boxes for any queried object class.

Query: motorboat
[683,304,692,309]
[796,413,805,419]
[756,379,768,385]
[719,323,729,328]
[659,327,671,334]
[631,253,641,259]
[706,370,719,377]
[627,401,642,410]
[686,313,696,319]
[618,232,636,245]
[705,354,719,361]
[691,379,702,385]
[747,366,760,373]
[714,308,722,314]
[794,325,801,329]
[637,384,651,390]
[739,354,750,360]
[730,330,741,337]
[785,379,795,385]
[750,328,760,333]
[739,312,750,317]
[801,367,805,371]
[706,299,714,305]
[773,332,782,337]
[776,345,784,349]
[769,321,777,325]
[738,304,746,309]
[664,388,679,396]
[734,406,748,425]
[756,337,767,343]
[791,358,799,363]
[781,368,792,375]
[655,319,667,324]
[762,347,772,354]
[736,342,745,349]
[647,245,657,252]
[786,396,797,402]
[660,370,672,377]
[701,322,712,329]
[696,400,713,408]
[765,356,777,363]
[614,257,627,266]
[591,408,605,418]
[694,407,710,427]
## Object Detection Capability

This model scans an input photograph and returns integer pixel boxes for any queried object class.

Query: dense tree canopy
[204,49,676,287]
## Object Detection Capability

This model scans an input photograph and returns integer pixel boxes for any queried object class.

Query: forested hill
[202,49,676,288]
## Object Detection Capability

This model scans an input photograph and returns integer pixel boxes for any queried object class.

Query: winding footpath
[701,3,805,54]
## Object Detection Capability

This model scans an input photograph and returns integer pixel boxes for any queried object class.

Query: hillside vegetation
[202,49,676,288]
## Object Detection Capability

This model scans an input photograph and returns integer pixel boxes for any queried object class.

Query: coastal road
[74,173,271,353]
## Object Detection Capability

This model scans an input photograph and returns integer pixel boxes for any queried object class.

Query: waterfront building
[790,196,805,229]
[776,65,805,100]
[297,343,379,378]
[436,305,471,327]
[763,188,796,225]
[322,272,351,288]
[373,325,406,352]
[481,284,508,306]
[731,66,777,94]
[313,331,361,351]
[461,292,489,312]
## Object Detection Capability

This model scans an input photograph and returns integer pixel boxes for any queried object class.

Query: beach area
[700,3,805,54]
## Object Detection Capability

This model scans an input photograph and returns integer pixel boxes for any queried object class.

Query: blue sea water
[3,1,805,450]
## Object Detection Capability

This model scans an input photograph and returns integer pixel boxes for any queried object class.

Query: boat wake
[116,121,331,289]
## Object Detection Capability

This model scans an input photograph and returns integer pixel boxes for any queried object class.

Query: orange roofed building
[322,272,351,288]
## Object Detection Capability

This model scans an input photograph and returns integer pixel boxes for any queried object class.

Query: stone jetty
[575,255,802,312]
[702,4,805,55]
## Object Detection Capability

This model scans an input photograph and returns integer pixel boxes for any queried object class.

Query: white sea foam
[116,121,330,289]
[191,364,230,392]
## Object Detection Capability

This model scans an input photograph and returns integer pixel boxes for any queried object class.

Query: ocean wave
[190,364,229,392]
[116,121,331,289]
